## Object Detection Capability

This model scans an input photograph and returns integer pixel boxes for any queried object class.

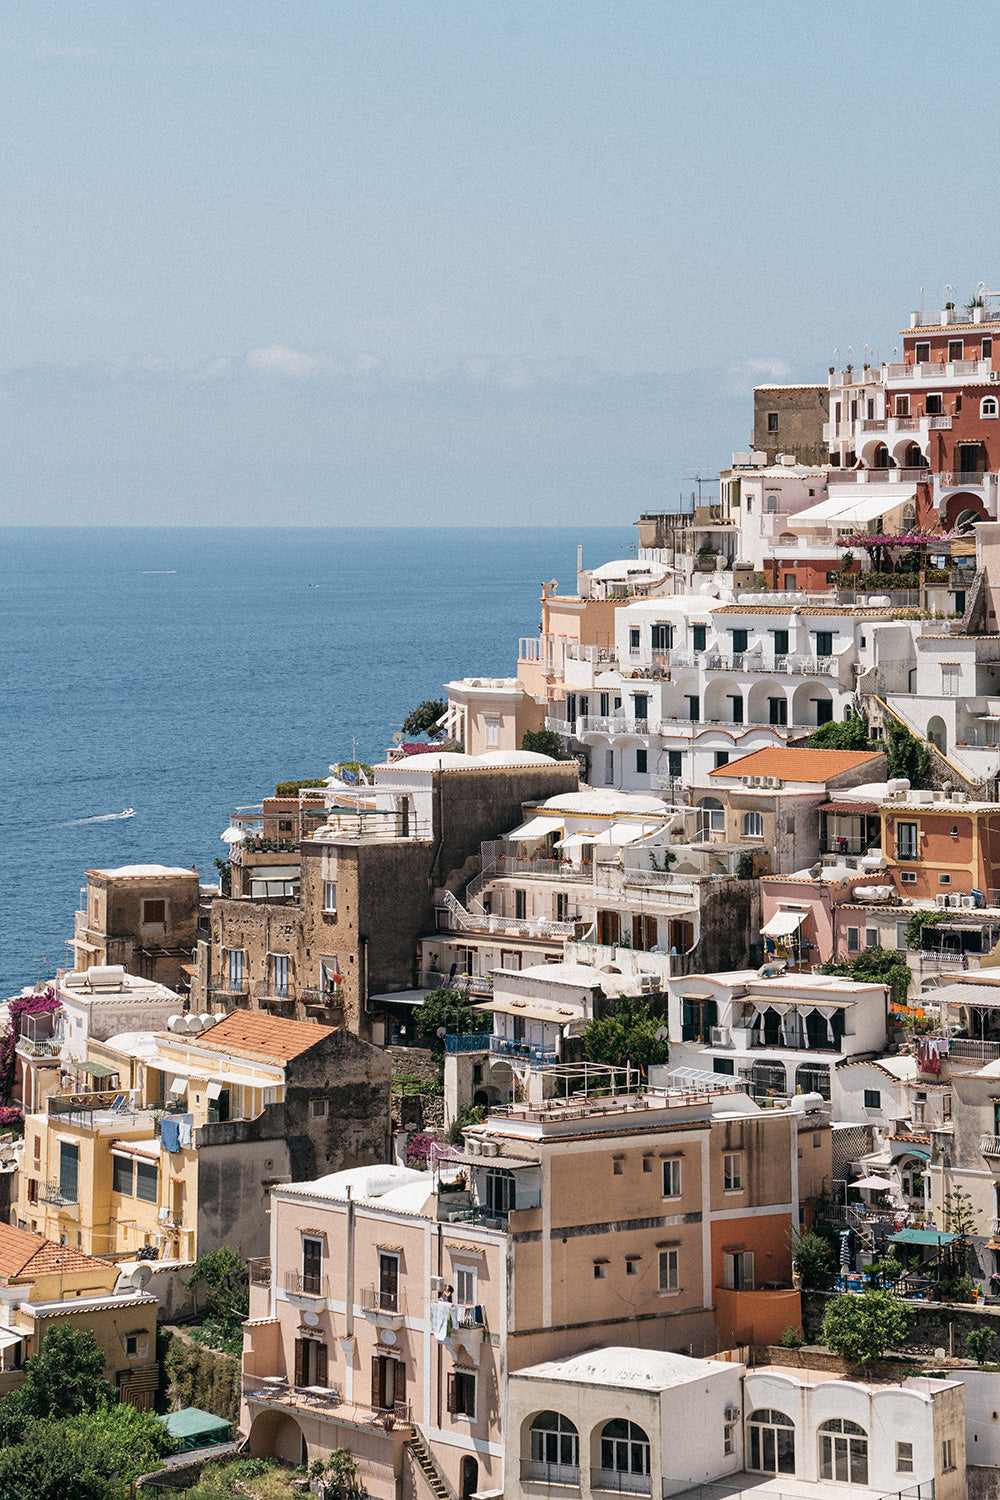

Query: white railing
[703,652,836,676]
[928,415,953,429]
[576,715,649,735]
[936,470,997,489]
[438,889,576,941]
[565,642,616,665]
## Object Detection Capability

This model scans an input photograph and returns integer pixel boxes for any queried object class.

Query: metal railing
[16,1037,62,1058]
[361,1285,405,1316]
[895,845,920,863]
[444,1032,493,1054]
[947,1038,1000,1062]
[490,1037,559,1065]
[522,1461,581,1486]
[424,972,494,996]
[248,1257,271,1286]
[210,976,249,995]
[38,1179,75,1205]
[591,1468,651,1494]
[703,652,836,676]
[980,1135,1000,1157]
[937,470,996,488]
[283,1271,329,1297]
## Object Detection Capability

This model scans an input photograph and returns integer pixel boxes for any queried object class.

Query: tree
[413,988,489,1064]
[186,1247,249,1354]
[821,1290,910,1365]
[19,1325,113,1422]
[807,715,870,751]
[943,1186,979,1238]
[966,1326,996,1366]
[821,946,910,1005]
[885,718,930,785]
[791,1229,836,1291]
[402,699,447,741]
[520,729,567,760]
[581,998,668,1072]
[0,1406,174,1500]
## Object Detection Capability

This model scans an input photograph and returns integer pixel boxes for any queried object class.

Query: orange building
[881,787,1000,901]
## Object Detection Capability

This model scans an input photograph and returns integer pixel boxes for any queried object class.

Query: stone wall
[801,1287,1000,1358]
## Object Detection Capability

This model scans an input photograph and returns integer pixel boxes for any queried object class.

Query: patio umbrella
[839,1231,851,1271]
[853,1174,894,1191]
[220,827,246,843]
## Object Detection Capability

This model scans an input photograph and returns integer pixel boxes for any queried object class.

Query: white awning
[589,822,665,847]
[761,911,806,938]
[554,832,599,851]
[205,1081,223,1100]
[0,1329,22,1350]
[507,815,564,843]
[788,490,914,531]
[168,1076,188,1095]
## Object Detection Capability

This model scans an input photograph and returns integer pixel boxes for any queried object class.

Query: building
[880,784,1000,901]
[71,865,200,991]
[0,1223,158,1408]
[753,384,830,467]
[242,1084,805,1487]
[667,969,890,1113]
[17,1011,390,1264]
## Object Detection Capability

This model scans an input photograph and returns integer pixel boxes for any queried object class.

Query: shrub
[822,1290,910,1365]
[791,1230,836,1291]
[779,1325,804,1349]
[967,1327,996,1365]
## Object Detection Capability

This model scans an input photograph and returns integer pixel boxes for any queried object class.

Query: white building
[53,967,184,1060]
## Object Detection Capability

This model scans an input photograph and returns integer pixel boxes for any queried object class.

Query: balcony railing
[522,1461,581,1487]
[980,1135,1000,1157]
[895,845,920,863]
[490,1037,560,1065]
[16,1036,63,1059]
[283,1271,329,1298]
[38,1180,76,1205]
[703,652,836,676]
[591,1469,652,1495]
[209,976,249,995]
[361,1285,406,1316]
[444,1032,493,1054]
[947,1039,1000,1062]
[248,1257,271,1287]
[936,470,996,489]
[424,972,495,997]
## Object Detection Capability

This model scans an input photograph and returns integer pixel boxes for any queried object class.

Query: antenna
[683,468,718,505]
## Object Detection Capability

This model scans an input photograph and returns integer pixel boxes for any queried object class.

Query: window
[530,1412,579,1479]
[227,948,244,987]
[766,494,778,513]
[724,1416,737,1455]
[667,750,682,778]
[514,889,526,920]
[687,695,700,721]
[662,1159,681,1198]
[938,873,951,885]
[768,697,787,726]
[455,1266,476,1304]
[982,396,999,419]
[698,798,724,834]
[555,891,568,921]
[302,1236,324,1295]
[124,1331,150,1359]
[943,1093,952,1121]
[58,1142,79,1204]
[896,395,910,416]
[715,751,730,769]
[863,1089,881,1110]
[896,921,909,950]
[636,749,647,775]
[629,627,641,654]
[731,628,749,654]
[112,1154,134,1195]
[612,1157,623,1175]
[724,1153,743,1192]
[772,629,789,656]
[865,927,878,948]
[743,812,763,838]
[601,1420,651,1479]
[604,749,614,785]
[985,338,994,360]
[847,927,860,953]
[902,870,917,884]
[896,821,919,861]
[730,695,744,724]
[896,1442,913,1474]
[135,1160,158,1204]
[942,1438,956,1473]
[814,630,833,657]
[142,899,165,924]
[272,953,289,998]
[748,1410,795,1475]
[371,1353,405,1411]
[819,1419,868,1485]
[941,664,961,695]
[310,1097,329,1118]
[724,1249,755,1290]
[642,1156,653,1173]
[378,1251,399,1311]
[925,392,944,415]
[767,412,778,432]
[692,624,707,652]
[651,623,673,651]
[484,714,500,748]
[632,693,648,720]
[323,881,337,912]
[658,1249,678,1291]
[593,1260,607,1279]
[948,339,964,361]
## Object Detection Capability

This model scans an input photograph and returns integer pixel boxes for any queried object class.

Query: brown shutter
[371,1355,381,1408]
[447,1372,457,1413]
[316,1342,328,1387]
[294,1339,305,1387]
[395,1360,406,1403]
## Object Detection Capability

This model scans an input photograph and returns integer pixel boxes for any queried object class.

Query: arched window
[819,1419,868,1484]
[529,1412,580,1482]
[981,396,998,419]
[697,797,724,836]
[901,503,916,530]
[747,1410,795,1474]
[872,445,889,469]
[600,1420,651,1483]
[743,812,763,838]
[750,1061,787,1099]
[904,444,926,469]
[795,1062,831,1100]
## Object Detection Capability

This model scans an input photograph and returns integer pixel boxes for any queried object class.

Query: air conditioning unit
[766,777,781,788]
[711,1027,730,1046]
[430,1276,444,1296]
[481,1140,499,1158]
[961,895,976,909]
[725,1406,740,1423]
[935,893,949,909]
[991,371,1000,382]
[741,776,754,787]
[948,893,962,909]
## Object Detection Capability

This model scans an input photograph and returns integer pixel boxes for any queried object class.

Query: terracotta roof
[0,1223,113,1284]
[194,1011,336,1064]
[709,747,882,783]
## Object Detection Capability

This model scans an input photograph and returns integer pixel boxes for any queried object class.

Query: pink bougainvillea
[0,989,61,1103]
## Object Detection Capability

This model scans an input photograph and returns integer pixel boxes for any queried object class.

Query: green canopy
[888,1228,957,1247]
[158,1408,232,1449]
[77,1061,116,1079]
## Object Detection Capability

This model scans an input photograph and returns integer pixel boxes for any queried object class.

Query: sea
[0,525,633,993]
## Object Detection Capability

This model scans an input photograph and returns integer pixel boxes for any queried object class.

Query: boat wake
[64,809,136,825]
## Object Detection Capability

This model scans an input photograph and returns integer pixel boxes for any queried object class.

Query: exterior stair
[407,1427,457,1500]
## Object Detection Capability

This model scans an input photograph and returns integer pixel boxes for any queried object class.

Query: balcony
[980,1135,1000,1157]
[38,1180,76,1206]
[826,466,931,484]
[209,977,250,996]
[242,1380,410,1428]
[522,1461,581,1487]
[490,1036,559,1066]
[444,1032,493,1055]
[248,1257,271,1287]
[591,1469,651,1495]
[946,1039,1000,1063]
[361,1285,406,1328]
[424,972,495,998]
[703,652,836,676]
[16,1036,63,1061]
[895,845,920,863]
[283,1270,330,1307]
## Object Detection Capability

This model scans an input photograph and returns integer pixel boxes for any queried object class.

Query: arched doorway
[461,1456,479,1499]
[927,716,947,754]
[247,1409,306,1464]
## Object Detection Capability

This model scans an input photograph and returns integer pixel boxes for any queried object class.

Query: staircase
[407,1427,456,1500]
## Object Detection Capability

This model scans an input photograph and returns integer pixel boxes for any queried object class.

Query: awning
[168,1077,188,1095]
[668,1066,742,1091]
[0,1329,22,1351]
[589,822,665,847]
[761,911,806,938]
[889,1228,958,1247]
[788,490,914,530]
[554,832,598,851]
[487,997,583,1023]
[890,1142,930,1163]
[818,801,879,815]
[77,1061,116,1079]
[220,827,246,843]
[507,815,564,843]
[205,1081,223,1100]
[852,1174,894,1191]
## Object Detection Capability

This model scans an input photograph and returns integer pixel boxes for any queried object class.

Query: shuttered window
[447,1370,477,1416]
[135,1160,158,1204]
[58,1142,79,1204]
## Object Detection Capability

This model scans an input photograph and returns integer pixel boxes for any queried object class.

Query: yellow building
[17,1012,390,1264]
[0,1223,158,1407]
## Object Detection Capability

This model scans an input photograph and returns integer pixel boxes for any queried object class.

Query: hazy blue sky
[2,1,996,526]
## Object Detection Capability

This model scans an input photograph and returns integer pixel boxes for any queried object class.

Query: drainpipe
[345,1187,355,1338]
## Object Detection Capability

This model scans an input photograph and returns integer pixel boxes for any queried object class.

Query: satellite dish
[436,1027,447,1039]
[654,1026,669,1043]
[131,1263,153,1292]
[392,732,403,744]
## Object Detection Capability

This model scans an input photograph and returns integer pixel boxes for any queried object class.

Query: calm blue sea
[0,526,631,992]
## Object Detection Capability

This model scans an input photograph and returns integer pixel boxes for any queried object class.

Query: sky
[1,0,998,527]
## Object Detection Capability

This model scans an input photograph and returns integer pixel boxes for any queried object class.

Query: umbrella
[220,827,246,843]
[839,1231,851,1271]
[853,1174,894,1192]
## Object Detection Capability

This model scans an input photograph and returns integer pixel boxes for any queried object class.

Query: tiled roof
[195,1011,336,1063]
[709,747,882,783]
[0,1223,112,1283]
